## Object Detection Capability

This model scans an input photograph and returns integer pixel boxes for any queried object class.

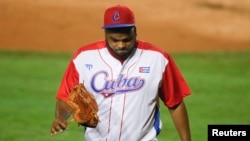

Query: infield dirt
[0,0,250,53]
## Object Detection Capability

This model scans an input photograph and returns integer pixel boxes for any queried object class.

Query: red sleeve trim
[159,54,191,108]
[55,59,79,100]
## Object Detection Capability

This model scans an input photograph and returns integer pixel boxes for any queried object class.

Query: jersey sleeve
[159,54,191,108]
[55,58,79,101]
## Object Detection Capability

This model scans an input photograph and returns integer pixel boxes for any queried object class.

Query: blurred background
[1,0,250,53]
[0,0,249,141]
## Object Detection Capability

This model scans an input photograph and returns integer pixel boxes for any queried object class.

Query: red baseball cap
[102,5,135,29]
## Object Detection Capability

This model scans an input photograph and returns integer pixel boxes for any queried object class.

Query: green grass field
[0,50,249,141]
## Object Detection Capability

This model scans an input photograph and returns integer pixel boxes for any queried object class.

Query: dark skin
[105,27,137,60]
[50,100,70,136]
[169,101,192,141]
[50,27,191,141]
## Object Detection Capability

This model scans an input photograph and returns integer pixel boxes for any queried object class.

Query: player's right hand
[50,118,68,136]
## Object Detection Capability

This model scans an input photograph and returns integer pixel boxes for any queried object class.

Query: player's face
[105,27,136,58]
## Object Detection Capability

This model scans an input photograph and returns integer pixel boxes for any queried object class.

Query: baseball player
[50,5,192,141]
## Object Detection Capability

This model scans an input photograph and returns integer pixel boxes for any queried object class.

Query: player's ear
[133,26,137,37]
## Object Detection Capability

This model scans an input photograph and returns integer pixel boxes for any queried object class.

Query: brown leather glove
[65,83,99,127]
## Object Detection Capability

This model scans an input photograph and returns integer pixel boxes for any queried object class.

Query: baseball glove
[65,83,99,128]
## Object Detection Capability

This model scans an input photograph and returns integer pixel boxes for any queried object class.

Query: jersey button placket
[109,94,124,140]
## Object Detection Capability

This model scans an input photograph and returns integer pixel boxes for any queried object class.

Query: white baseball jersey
[56,40,191,141]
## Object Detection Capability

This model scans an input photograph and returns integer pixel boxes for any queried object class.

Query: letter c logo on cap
[112,11,120,22]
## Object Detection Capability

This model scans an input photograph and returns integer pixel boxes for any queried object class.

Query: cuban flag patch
[139,67,150,73]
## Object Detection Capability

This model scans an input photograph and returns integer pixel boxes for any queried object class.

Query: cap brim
[102,24,135,29]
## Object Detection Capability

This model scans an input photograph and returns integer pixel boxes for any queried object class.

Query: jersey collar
[106,41,137,64]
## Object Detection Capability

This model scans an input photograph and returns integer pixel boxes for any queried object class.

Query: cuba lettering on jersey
[56,40,191,141]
